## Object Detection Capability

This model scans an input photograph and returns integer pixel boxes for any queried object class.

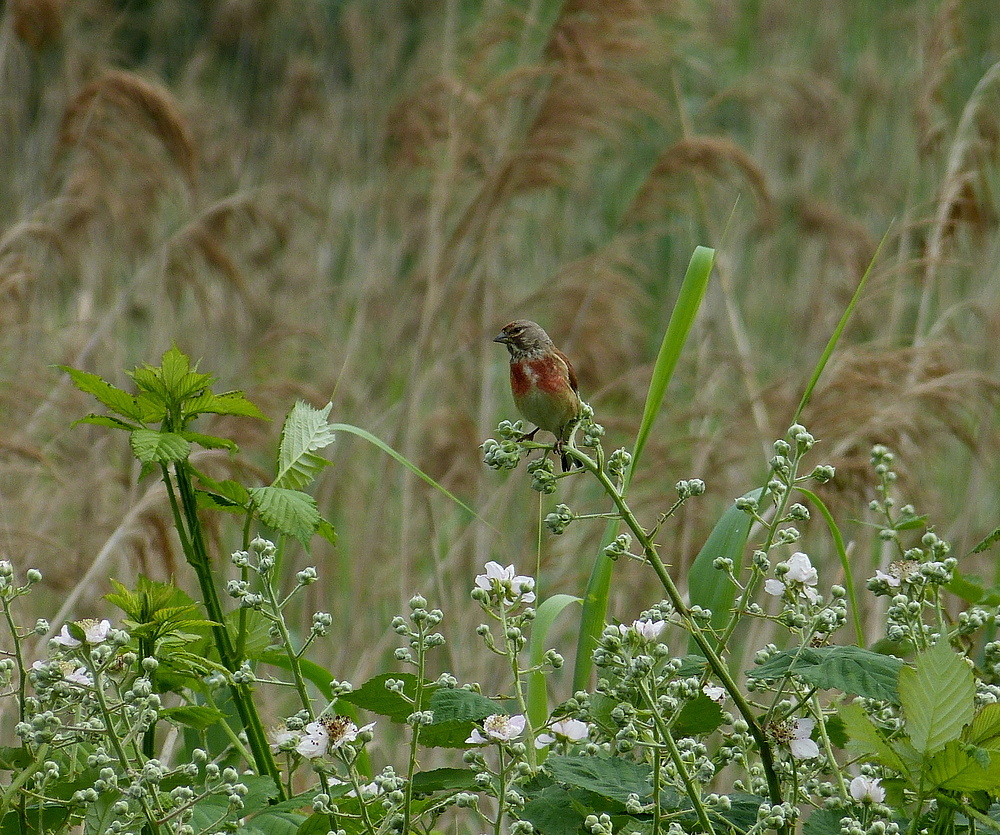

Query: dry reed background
[1,0,999,732]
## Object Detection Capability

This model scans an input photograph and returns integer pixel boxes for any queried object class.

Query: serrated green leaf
[967,703,1000,748]
[129,429,191,464]
[273,401,335,489]
[543,755,654,804]
[429,688,501,723]
[900,642,975,754]
[60,366,147,421]
[748,646,903,703]
[838,702,908,773]
[156,345,215,402]
[973,526,1000,554]
[410,767,478,793]
[247,486,319,546]
[926,739,1000,792]
[159,705,226,731]
[673,695,725,736]
[183,389,268,421]
[72,414,140,431]
[521,785,588,835]
[422,688,507,748]
[315,517,337,546]
[181,431,237,453]
[340,672,431,722]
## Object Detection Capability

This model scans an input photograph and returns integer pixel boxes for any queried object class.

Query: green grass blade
[686,488,761,655]
[573,247,714,691]
[797,487,864,645]
[628,245,715,484]
[329,423,484,525]
[526,594,582,759]
[793,228,890,423]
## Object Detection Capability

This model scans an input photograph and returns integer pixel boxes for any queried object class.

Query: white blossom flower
[280,716,375,759]
[633,619,666,641]
[535,718,589,748]
[849,775,885,803]
[702,684,726,704]
[789,718,819,759]
[31,660,93,686]
[786,552,818,584]
[617,619,666,642]
[50,618,112,648]
[466,713,526,744]
[873,569,900,587]
[474,561,535,607]
[765,553,820,604]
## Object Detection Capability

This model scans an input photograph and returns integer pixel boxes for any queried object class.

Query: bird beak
[493,331,509,344]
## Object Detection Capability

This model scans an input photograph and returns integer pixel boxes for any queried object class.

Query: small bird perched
[494,319,583,471]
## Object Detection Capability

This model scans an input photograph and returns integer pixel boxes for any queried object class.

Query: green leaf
[423,688,507,748]
[630,245,714,473]
[926,740,1000,792]
[899,641,975,754]
[330,423,481,521]
[798,487,864,644]
[159,704,227,731]
[838,702,908,773]
[793,227,888,422]
[258,651,337,700]
[72,414,140,431]
[673,695,725,736]
[747,646,903,703]
[315,516,337,546]
[428,687,501,723]
[0,746,29,771]
[543,755,655,804]
[804,808,849,835]
[410,767,478,793]
[273,401,335,490]
[225,608,273,659]
[527,594,582,740]
[60,365,147,421]
[576,246,715,693]
[340,672,432,722]
[520,785,589,835]
[686,488,759,653]
[967,702,1000,747]
[247,486,319,547]
[973,526,1000,554]
[181,431,238,453]
[183,389,268,421]
[129,429,191,464]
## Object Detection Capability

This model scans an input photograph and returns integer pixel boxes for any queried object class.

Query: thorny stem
[565,444,785,810]
[638,681,714,834]
[161,463,285,800]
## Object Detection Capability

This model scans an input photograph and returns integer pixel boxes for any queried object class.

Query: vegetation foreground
[2,2,1000,834]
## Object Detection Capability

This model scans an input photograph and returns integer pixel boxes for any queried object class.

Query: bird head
[493,320,554,359]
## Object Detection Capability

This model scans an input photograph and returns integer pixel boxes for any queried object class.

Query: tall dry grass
[1,0,999,731]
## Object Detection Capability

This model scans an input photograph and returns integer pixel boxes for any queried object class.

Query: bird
[494,319,583,471]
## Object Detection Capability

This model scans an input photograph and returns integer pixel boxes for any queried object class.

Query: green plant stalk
[85,658,162,834]
[161,463,284,799]
[401,625,430,835]
[638,682,713,833]
[568,446,783,807]
[573,246,715,691]
[0,593,30,834]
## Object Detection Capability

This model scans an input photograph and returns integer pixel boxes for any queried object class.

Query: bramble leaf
[273,401,335,490]
[899,641,974,754]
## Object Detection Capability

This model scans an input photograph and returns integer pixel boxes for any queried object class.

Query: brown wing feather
[555,348,579,394]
